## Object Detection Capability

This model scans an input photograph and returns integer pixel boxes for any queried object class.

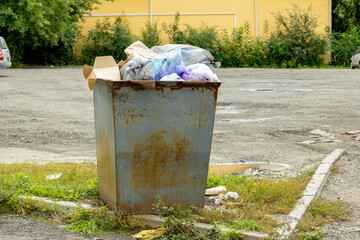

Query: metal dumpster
[93,79,221,213]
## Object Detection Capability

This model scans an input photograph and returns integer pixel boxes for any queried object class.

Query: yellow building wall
[80,0,330,42]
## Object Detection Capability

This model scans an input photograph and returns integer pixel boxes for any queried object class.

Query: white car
[350,46,360,69]
[0,37,11,68]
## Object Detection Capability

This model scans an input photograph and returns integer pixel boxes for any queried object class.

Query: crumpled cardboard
[118,41,158,69]
[83,56,121,90]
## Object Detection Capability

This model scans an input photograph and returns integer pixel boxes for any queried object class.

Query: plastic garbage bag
[119,41,158,69]
[132,228,166,239]
[151,44,220,69]
[120,53,155,80]
[160,73,183,81]
[148,48,185,80]
[46,173,62,180]
[224,192,239,200]
[205,186,227,195]
[181,63,219,82]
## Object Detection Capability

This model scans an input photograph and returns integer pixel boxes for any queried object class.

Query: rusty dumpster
[93,79,221,213]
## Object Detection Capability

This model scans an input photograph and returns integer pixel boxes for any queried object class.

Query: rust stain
[112,81,221,93]
[121,108,144,126]
[129,129,195,212]
[96,128,116,210]
[131,129,194,189]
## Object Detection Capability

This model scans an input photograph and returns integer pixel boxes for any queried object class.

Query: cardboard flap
[83,56,121,90]
[83,65,93,79]
[125,41,158,59]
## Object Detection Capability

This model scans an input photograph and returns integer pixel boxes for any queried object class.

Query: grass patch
[295,199,351,239]
[0,162,321,238]
[0,162,98,201]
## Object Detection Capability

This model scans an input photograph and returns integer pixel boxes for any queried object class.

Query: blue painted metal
[93,80,221,213]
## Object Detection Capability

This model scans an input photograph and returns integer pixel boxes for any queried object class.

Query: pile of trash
[205,186,239,206]
[83,41,220,90]
[119,41,220,82]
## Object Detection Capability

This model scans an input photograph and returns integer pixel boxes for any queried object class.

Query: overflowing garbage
[83,41,220,90]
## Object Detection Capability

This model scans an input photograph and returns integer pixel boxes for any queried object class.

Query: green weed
[296,200,351,239]
[0,163,98,201]
[64,205,136,234]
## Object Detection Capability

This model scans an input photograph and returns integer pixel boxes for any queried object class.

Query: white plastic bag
[151,44,220,69]
[181,63,219,82]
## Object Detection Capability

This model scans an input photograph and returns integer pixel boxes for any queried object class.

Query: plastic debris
[215,194,225,205]
[132,228,166,240]
[224,192,239,200]
[149,48,185,80]
[120,54,155,80]
[205,186,227,195]
[160,73,183,81]
[181,63,219,82]
[46,173,62,180]
[151,44,220,69]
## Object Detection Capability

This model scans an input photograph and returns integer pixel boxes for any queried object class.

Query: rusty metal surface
[93,80,221,213]
[93,80,117,210]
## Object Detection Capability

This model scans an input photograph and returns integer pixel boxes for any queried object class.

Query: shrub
[265,5,327,68]
[163,13,226,63]
[162,13,187,44]
[75,17,135,65]
[222,24,267,67]
[331,26,360,66]
[140,20,162,48]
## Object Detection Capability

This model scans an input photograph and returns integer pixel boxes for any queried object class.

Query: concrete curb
[275,148,345,239]
[19,148,345,239]
[19,196,268,239]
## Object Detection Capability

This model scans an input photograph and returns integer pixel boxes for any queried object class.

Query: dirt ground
[0,67,360,239]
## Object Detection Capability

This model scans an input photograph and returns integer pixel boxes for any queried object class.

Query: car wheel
[350,61,355,69]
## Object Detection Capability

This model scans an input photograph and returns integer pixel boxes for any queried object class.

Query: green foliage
[332,0,360,33]
[307,200,350,220]
[222,24,267,67]
[265,5,327,68]
[140,20,162,48]
[163,13,227,63]
[162,13,187,44]
[75,17,135,65]
[230,219,267,232]
[0,163,98,201]
[296,199,351,239]
[207,223,243,240]
[331,26,360,66]
[162,8,327,68]
[0,0,105,66]
[296,229,324,240]
[65,206,117,234]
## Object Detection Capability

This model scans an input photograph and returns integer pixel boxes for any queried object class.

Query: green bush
[222,24,267,67]
[331,26,360,66]
[140,20,162,48]
[163,13,227,64]
[265,5,327,68]
[0,0,103,66]
[75,17,135,65]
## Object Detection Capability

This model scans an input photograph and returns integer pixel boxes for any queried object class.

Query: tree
[265,5,327,67]
[0,0,103,65]
[332,0,360,33]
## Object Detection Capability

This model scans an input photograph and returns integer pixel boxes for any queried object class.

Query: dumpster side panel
[113,82,219,213]
[93,81,117,210]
